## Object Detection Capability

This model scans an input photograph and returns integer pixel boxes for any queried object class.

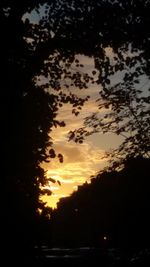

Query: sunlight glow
[41,55,122,209]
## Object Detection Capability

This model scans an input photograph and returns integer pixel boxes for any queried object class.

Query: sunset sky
[41,52,149,209]
[23,4,150,210]
[41,55,124,208]
[23,7,125,209]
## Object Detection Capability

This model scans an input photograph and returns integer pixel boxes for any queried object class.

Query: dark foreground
[34,246,150,267]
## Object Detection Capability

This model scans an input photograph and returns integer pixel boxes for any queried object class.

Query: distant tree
[51,157,150,248]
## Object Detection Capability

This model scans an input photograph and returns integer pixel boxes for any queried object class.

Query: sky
[40,51,150,209]
[23,5,150,210]
[41,114,123,209]
[41,55,124,209]
[22,5,124,209]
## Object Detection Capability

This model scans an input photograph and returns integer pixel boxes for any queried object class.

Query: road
[34,246,150,266]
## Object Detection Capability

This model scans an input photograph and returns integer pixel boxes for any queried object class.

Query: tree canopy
[1,0,150,260]
[63,0,150,166]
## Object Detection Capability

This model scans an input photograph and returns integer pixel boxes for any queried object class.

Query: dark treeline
[1,0,150,264]
[51,157,150,250]
[1,1,55,263]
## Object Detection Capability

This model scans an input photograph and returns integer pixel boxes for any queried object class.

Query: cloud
[42,91,108,208]
[48,185,59,191]
[42,133,107,208]
[41,55,121,208]
[50,98,106,143]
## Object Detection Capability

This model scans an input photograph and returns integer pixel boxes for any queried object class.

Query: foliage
[51,157,150,248]
[1,0,96,255]
[1,0,150,257]
[66,0,150,166]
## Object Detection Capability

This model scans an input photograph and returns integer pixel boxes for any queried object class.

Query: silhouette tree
[62,0,150,166]
[0,0,92,260]
[1,0,150,261]
[51,157,150,249]
[1,1,55,261]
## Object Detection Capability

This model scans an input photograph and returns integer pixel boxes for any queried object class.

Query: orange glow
[41,146,107,208]
[40,56,123,209]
